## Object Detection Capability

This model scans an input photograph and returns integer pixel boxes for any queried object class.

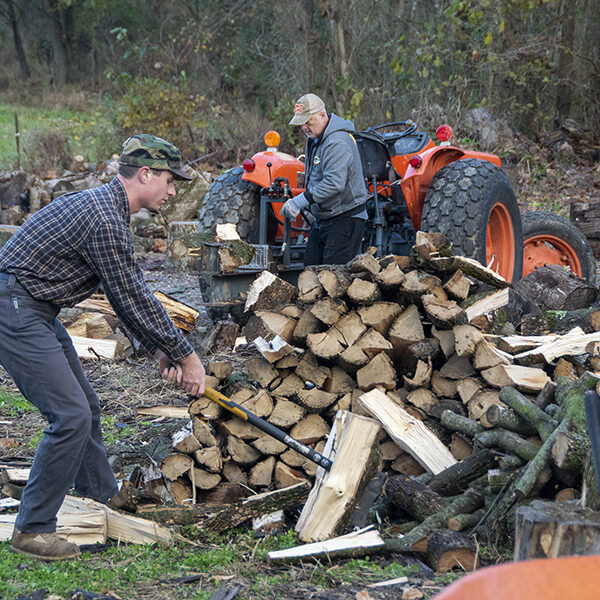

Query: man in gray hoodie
[281,93,367,265]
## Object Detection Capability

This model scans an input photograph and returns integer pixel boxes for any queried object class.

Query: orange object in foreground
[432,555,600,600]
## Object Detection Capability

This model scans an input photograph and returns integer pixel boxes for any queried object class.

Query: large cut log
[359,389,456,474]
[419,529,480,573]
[295,411,381,542]
[139,482,310,532]
[513,265,598,311]
[520,307,600,336]
[514,499,600,559]
[385,488,483,553]
[385,474,449,522]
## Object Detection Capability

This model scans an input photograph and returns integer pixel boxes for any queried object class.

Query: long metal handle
[204,387,333,471]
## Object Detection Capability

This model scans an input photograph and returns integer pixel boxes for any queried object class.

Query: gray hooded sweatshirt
[304,113,367,221]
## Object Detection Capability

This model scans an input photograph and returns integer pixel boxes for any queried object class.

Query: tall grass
[0,103,117,172]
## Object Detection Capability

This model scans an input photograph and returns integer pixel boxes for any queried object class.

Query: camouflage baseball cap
[119,134,192,180]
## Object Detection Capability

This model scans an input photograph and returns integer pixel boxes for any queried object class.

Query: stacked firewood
[151,235,600,568]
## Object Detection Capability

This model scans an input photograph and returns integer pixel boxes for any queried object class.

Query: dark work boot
[11,528,80,561]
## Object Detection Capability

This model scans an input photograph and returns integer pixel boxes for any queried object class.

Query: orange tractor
[198,120,595,313]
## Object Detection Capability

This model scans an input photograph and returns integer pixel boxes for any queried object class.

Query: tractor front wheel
[198,166,261,242]
[421,159,524,283]
[522,211,596,284]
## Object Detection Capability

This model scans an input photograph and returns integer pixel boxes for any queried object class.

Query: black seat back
[354,132,391,181]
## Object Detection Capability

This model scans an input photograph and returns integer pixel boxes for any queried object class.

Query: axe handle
[203,387,333,471]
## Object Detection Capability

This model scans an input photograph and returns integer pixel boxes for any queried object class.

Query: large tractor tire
[198,166,261,242]
[421,158,523,283]
[522,211,596,284]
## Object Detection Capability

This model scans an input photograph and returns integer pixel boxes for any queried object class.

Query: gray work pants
[0,273,118,533]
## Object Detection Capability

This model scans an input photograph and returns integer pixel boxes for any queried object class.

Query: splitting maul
[203,386,333,471]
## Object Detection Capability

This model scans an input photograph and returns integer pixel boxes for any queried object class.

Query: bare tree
[0,0,31,79]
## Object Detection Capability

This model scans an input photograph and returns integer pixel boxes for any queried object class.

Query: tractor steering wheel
[362,120,419,142]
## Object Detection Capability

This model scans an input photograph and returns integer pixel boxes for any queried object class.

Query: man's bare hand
[158,351,205,397]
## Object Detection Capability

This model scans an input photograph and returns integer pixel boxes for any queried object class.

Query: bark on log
[385,475,450,522]
[520,307,600,336]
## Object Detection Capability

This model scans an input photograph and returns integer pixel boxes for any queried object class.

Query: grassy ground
[0,102,114,171]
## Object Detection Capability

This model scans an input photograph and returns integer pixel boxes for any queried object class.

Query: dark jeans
[0,273,117,533]
[304,215,365,266]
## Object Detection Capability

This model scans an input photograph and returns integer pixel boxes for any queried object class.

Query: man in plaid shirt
[0,134,206,560]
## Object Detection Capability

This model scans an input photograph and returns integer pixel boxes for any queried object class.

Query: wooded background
[1,0,599,161]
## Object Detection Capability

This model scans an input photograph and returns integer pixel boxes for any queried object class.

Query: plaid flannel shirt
[0,177,193,362]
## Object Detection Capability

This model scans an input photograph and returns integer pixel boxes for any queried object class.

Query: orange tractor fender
[400,145,502,231]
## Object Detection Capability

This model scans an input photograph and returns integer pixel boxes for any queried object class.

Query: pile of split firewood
[141,233,600,570]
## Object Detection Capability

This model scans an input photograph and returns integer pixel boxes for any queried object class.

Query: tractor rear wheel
[522,211,596,284]
[198,166,261,242]
[421,158,523,283]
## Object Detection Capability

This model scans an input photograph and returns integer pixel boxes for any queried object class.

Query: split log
[327,312,366,347]
[310,297,348,325]
[323,366,356,395]
[306,331,345,362]
[227,436,261,466]
[194,447,223,473]
[463,288,510,322]
[192,467,221,490]
[271,373,304,397]
[453,325,485,358]
[295,351,331,387]
[293,309,323,343]
[398,339,440,376]
[289,414,330,444]
[268,398,305,429]
[338,345,369,373]
[172,422,202,454]
[468,390,503,421]
[406,360,433,391]
[244,271,296,313]
[346,278,382,305]
[359,389,456,474]
[357,302,402,336]
[253,335,295,364]
[295,410,381,542]
[245,356,279,388]
[317,266,352,298]
[473,340,513,370]
[251,435,287,455]
[249,457,276,488]
[515,332,600,366]
[443,269,471,301]
[374,262,406,289]
[244,311,297,344]
[432,326,455,359]
[439,354,476,380]
[297,268,324,303]
[456,377,483,404]
[161,453,193,481]
[297,389,338,412]
[356,352,397,391]
[347,251,381,275]
[422,294,467,329]
[355,328,394,359]
[268,526,385,564]
[388,305,425,357]
[153,291,200,333]
[481,364,551,393]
